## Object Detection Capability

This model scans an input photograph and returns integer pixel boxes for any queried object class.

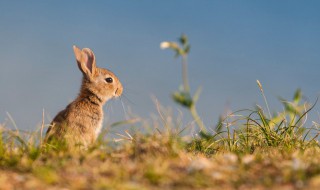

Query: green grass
[1,90,320,189]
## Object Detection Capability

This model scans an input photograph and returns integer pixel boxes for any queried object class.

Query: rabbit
[44,45,123,149]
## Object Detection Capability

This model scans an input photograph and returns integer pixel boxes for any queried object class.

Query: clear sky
[1,1,320,131]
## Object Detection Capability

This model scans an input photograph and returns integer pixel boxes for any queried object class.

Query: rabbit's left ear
[73,45,97,79]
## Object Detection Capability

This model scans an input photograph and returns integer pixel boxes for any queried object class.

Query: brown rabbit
[45,45,123,148]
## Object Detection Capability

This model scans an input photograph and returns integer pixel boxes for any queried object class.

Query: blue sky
[1,1,320,131]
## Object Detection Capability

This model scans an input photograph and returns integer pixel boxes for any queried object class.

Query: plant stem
[190,104,207,133]
[182,54,206,133]
[182,55,190,93]
[257,80,271,119]
[262,92,272,119]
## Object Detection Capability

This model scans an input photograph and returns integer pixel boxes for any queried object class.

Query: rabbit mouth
[114,88,120,97]
[113,87,123,97]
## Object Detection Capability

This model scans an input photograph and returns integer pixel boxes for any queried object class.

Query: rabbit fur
[45,46,123,148]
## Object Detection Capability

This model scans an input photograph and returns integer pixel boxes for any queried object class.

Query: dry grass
[0,128,320,190]
[1,90,320,189]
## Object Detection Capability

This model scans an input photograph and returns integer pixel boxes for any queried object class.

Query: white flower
[160,41,171,49]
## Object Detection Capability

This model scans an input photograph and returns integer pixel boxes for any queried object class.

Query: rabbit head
[73,45,123,104]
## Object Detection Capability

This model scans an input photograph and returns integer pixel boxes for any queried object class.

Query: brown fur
[45,46,123,148]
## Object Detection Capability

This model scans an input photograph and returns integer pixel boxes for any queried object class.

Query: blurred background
[0,1,320,131]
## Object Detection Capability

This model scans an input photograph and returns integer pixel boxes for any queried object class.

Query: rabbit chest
[95,118,103,139]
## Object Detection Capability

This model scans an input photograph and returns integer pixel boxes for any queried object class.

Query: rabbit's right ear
[73,45,97,80]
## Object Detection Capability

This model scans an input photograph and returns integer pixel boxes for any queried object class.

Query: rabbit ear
[73,45,97,79]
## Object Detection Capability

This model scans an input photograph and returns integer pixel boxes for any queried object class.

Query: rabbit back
[45,100,103,147]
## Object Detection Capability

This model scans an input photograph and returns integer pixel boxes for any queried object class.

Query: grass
[1,90,320,190]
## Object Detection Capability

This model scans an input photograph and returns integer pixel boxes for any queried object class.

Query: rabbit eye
[105,77,113,83]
